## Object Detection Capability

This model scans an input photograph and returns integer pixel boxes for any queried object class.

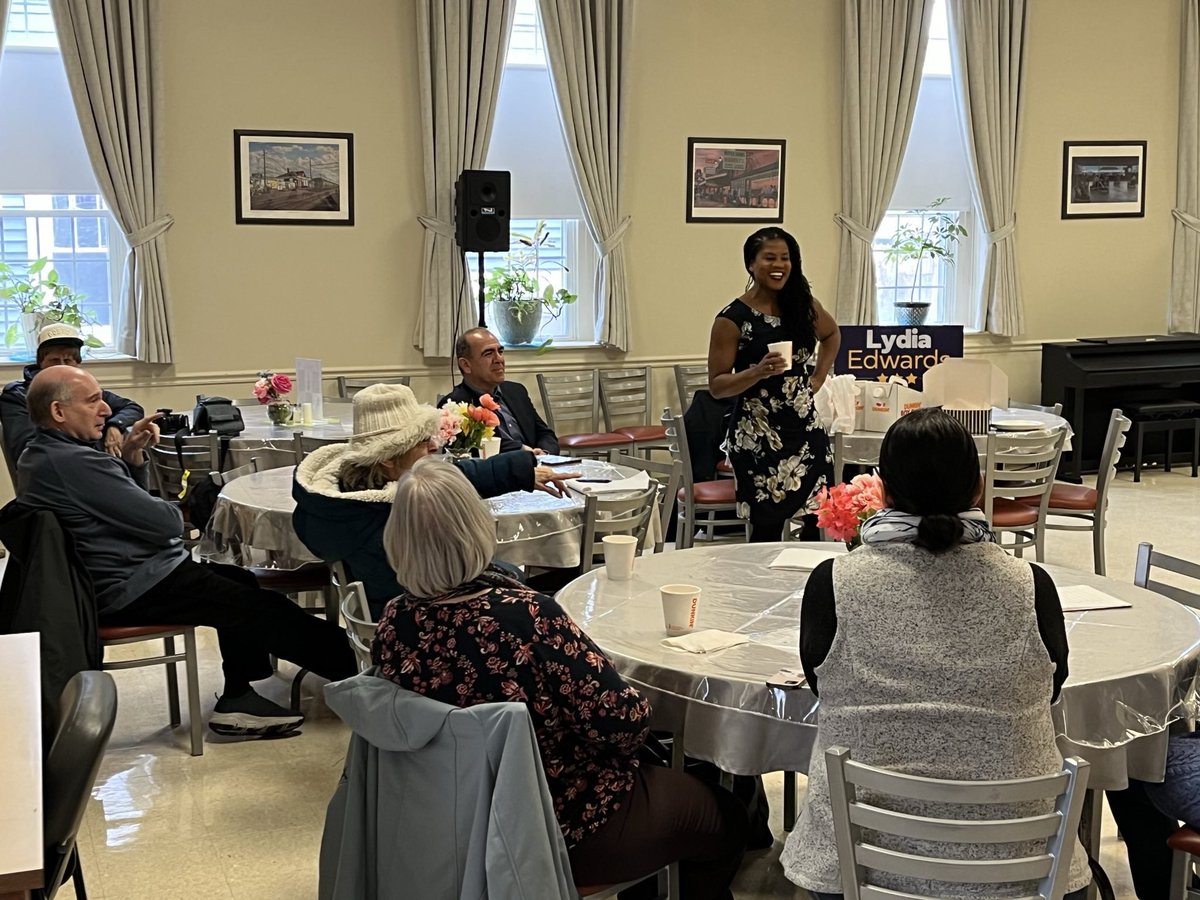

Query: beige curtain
[50,0,174,362]
[946,0,1028,337]
[1171,0,1200,333]
[414,0,515,358]
[536,0,633,351]
[834,0,933,325]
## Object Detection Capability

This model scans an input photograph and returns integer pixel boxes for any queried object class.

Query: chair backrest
[293,432,343,464]
[147,433,221,500]
[660,409,697,499]
[981,428,1068,525]
[1092,408,1131,514]
[339,580,376,671]
[598,366,653,430]
[337,376,410,398]
[832,433,883,485]
[1134,543,1200,611]
[43,671,118,899]
[1009,400,1065,416]
[224,439,295,472]
[0,417,18,489]
[537,370,602,434]
[611,453,682,552]
[673,364,709,413]
[826,746,1090,900]
[209,457,260,487]
[578,482,660,573]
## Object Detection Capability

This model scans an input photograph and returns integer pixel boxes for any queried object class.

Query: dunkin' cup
[660,584,702,635]
[480,436,502,459]
[602,535,638,580]
[767,340,793,371]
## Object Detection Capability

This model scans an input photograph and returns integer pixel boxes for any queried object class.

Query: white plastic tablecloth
[219,400,355,469]
[555,543,1200,789]
[200,458,641,571]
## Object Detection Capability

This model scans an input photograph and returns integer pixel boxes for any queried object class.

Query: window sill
[0,348,134,367]
[502,340,605,352]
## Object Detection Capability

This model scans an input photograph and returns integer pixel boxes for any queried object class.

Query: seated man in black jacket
[439,327,559,455]
[1,323,143,470]
[19,365,356,737]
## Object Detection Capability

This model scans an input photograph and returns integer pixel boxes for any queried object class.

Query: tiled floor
[56,465,1200,899]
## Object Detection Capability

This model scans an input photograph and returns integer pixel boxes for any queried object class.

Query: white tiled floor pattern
[56,466,1200,899]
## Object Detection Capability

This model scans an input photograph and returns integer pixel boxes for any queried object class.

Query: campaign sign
[834,325,964,389]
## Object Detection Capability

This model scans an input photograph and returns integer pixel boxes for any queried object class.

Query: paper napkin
[769,548,844,570]
[566,470,652,495]
[1057,584,1133,612]
[661,629,750,654]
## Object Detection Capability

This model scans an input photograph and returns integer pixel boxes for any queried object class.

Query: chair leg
[1092,514,1106,577]
[1192,421,1199,477]
[291,668,309,713]
[1169,847,1190,900]
[1166,427,1175,474]
[783,770,797,832]
[1134,422,1144,483]
[184,628,203,756]
[72,845,88,900]
[164,635,181,728]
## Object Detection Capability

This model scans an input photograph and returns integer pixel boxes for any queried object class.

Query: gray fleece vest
[781,541,1090,897]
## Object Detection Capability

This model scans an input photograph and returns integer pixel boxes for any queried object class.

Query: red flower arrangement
[815,472,885,548]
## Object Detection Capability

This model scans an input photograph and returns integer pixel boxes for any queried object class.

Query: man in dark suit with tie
[441,327,560,455]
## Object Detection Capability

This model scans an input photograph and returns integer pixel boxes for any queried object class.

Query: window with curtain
[0,0,127,359]
[873,0,982,331]
[469,0,598,346]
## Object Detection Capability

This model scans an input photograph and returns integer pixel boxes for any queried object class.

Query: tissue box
[922,359,1008,435]
[854,380,923,433]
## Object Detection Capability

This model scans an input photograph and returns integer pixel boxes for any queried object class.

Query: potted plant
[881,197,968,326]
[0,258,103,353]
[484,220,577,350]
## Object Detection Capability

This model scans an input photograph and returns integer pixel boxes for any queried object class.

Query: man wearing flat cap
[0,323,144,471]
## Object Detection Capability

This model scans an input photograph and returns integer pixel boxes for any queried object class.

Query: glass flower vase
[267,400,292,426]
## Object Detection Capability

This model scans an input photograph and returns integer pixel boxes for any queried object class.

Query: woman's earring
[745,274,754,291]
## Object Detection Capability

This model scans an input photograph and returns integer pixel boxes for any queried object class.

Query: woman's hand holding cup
[755,350,787,380]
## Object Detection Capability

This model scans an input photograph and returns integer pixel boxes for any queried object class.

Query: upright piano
[1041,335,1200,481]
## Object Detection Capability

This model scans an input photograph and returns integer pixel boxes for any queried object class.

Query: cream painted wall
[0,0,1182,499]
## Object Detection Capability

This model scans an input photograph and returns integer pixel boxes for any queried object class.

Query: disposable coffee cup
[480,436,502,459]
[302,402,315,425]
[768,340,793,371]
[660,584,701,635]
[602,535,638,580]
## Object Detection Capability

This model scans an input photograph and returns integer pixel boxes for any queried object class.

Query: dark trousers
[103,559,356,693]
[750,511,819,543]
[1107,783,1185,900]
[567,763,748,900]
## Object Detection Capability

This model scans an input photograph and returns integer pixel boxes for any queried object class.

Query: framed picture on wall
[1061,140,1146,219]
[686,137,785,223]
[234,130,355,226]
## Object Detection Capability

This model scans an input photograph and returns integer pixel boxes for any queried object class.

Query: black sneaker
[208,689,304,736]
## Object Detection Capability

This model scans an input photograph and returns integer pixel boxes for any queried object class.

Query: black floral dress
[372,571,651,847]
[717,298,833,530]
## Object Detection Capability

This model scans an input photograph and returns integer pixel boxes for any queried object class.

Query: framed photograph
[234,130,354,226]
[1061,140,1146,219]
[686,137,785,223]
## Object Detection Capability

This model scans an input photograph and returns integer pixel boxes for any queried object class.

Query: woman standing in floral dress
[707,227,840,542]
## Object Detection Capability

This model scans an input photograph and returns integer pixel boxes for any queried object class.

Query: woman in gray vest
[781,408,1091,899]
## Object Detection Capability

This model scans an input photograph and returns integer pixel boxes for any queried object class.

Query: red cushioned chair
[599,366,669,455]
[537,370,632,459]
[981,427,1068,562]
[662,410,748,549]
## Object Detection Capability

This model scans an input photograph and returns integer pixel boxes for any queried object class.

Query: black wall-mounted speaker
[455,169,511,252]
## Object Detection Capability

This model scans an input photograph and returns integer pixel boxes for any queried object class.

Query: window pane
[873,207,961,326]
[506,0,546,66]
[4,0,58,49]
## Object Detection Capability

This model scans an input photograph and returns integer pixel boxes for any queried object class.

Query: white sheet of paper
[295,357,323,421]
[1058,584,1133,612]
[769,548,844,570]
[566,470,651,495]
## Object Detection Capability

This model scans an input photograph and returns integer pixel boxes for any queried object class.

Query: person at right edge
[706,226,840,543]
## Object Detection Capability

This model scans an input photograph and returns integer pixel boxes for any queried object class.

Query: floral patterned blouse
[372,571,652,846]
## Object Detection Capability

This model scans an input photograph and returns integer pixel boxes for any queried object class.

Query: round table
[200,457,640,571]
[219,400,355,469]
[555,542,1200,790]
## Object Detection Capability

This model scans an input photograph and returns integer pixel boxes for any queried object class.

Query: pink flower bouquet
[438,396,500,454]
[253,371,293,404]
[815,472,885,548]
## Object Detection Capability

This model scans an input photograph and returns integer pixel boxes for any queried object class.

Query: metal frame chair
[1019,409,1130,575]
[981,427,1068,561]
[336,375,410,398]
[147,432,221,545]
[611,454,682,554]
[599,366,669,452]
[672,364,709,413]
[578,483,659,573]
[1010,400,1065,416]
[293,432,342,464]
[337,578,376,672]
[662,410,748,549]
[826,745,1090,900]
[537,370,632,458]
[38,671,118,900]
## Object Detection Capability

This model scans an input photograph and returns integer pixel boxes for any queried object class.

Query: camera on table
[156,409,190,434]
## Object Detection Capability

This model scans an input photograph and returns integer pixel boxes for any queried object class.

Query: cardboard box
[854,380,923,433]
[922,359,1008,434]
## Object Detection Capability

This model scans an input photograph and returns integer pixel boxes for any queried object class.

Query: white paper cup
[660,584,701,635]
[301,402,315,425]
[480,436,502,459]
[602,535,638,580]
[768,340,793,371]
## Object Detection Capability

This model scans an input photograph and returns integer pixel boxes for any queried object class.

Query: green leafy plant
[882,197,968,309]
[485,220,577,351]
[0,258,103,348]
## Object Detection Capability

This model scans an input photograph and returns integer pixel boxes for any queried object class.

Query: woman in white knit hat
[292,383,573,618]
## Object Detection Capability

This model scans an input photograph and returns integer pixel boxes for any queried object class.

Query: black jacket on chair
[440,380,559,455]
[0,502,101,745]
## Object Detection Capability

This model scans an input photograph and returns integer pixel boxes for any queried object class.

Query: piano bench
[1124,401,1200,483]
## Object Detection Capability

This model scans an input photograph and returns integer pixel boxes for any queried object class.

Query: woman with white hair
[293,383,571,619]
[371,457,749,899]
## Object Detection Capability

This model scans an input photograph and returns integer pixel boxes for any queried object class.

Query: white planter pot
[20,312,47,354]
